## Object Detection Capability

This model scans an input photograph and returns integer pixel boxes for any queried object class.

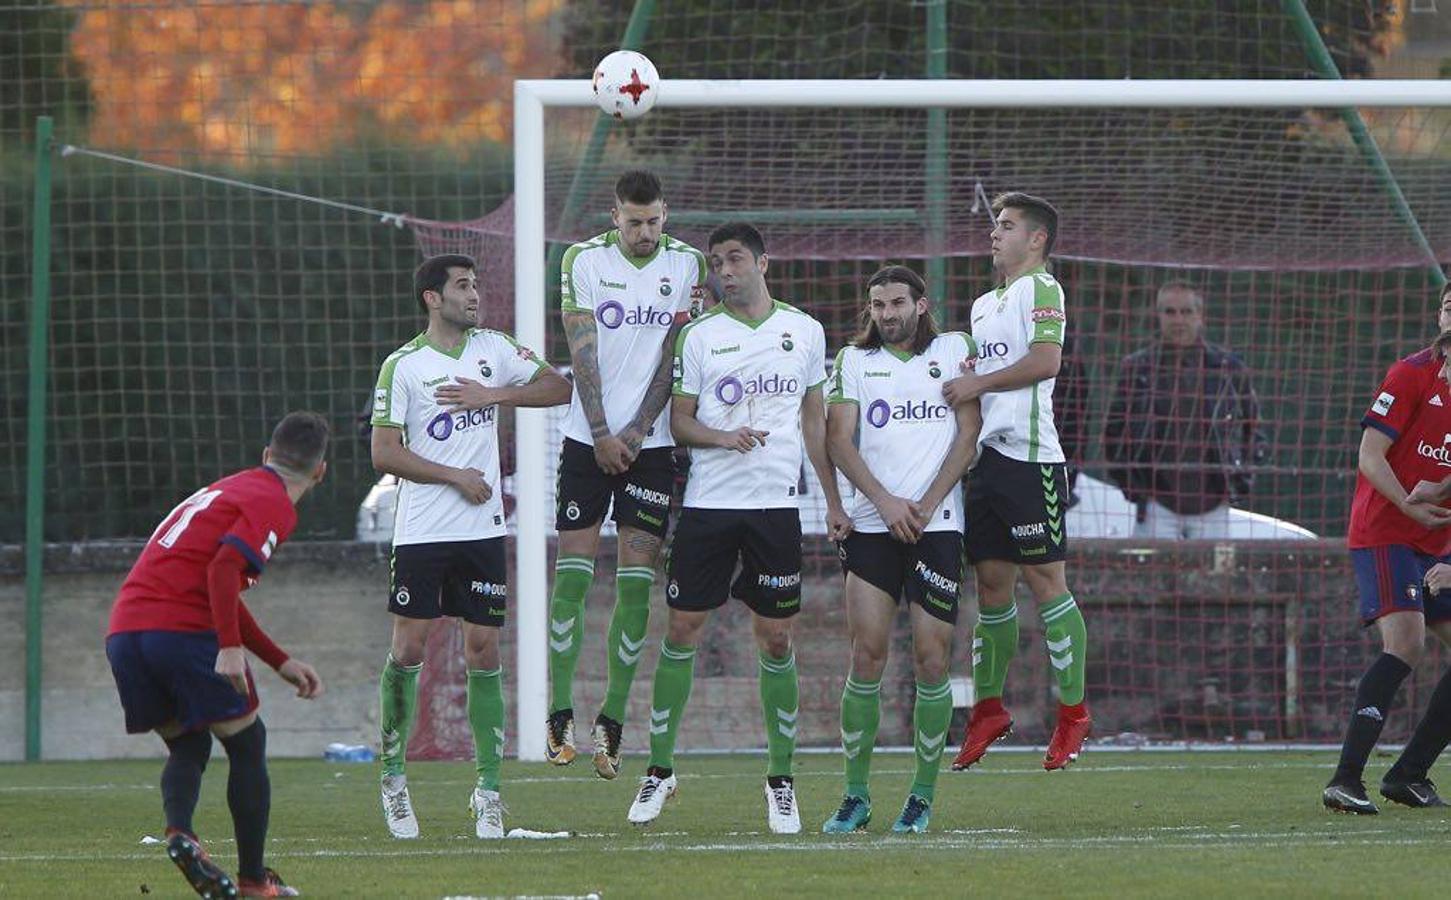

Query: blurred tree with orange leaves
[62,0,565,162]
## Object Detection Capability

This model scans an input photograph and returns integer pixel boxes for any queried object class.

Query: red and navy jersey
[108,467,297,637]
[1350,348,1451,555]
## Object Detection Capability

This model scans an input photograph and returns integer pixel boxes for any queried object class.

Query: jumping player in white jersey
[548,171,708,779]
[823,265,981,834]
[371,254,570,839]
[626,222,849,834]
[943,192,1092,772]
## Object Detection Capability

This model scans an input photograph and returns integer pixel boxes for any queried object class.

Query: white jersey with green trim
[560,230,707,450]
[829,332,978,534]
[969,265,1066,464]
[371,328,549,545]
[672,301,828,510]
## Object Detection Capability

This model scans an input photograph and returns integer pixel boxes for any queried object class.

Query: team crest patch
[394,587,411,607]
[1373,391,1395,416]
[1408,583,1422,602]
[565,501,581,522]
[689,284,706,319]
[928,360,941,379]
[781,332,794,352]
[659,277,673,297]
[479,358,493,378]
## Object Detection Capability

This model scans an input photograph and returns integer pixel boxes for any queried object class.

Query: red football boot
[951,698,1014,771]
[238,868,300,898]
[1043,704,1092,771]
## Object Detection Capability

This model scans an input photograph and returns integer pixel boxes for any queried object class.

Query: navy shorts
[105,630,258,734]
[1350,545,1451,626]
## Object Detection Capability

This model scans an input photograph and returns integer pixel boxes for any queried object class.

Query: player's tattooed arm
[621,320,683,454]
[564,308,632,474]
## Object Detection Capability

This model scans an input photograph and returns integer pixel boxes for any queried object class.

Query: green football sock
[911,679,953,801]
[759,651,800,779]
[600,566,654,723]
[378,654,421,778]
[647,640,696,771]
[840,674,881,801]
[467,667,505,791]
[1041,593,1088,706]
[548,555,594,715]
[973,603,1019,702]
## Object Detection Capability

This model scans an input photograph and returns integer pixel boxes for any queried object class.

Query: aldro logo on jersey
[865,398,949,428]
[978,341,1010,360]
[715,372,800,405]
[427,406,496,441]
[596,300,673,330]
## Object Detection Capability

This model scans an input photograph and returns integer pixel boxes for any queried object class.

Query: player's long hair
[852,265,939,355]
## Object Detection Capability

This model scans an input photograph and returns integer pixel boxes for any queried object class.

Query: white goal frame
[511,78,1451,761]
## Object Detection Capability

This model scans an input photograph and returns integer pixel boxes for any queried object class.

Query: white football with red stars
[593,50,659,121]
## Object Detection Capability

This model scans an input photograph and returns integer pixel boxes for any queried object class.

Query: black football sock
[219,719,271,881]
[1332,653,1412,786]
[161,729,212,837]
[1387,664,1451,782]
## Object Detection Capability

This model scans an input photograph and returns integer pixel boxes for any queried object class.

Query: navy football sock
[219,720,270,882]
[1333,653,1412,785]
[161,729,212,837]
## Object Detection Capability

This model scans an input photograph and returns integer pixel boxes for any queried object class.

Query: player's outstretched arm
[371,424,491,504]
[1360,427,1451,529]
[563,308,631,473]
[943,342,1062,406]
[826,396,918,544]
[919,399,982,515]
[670,393,766,452]
[621,319,685,454]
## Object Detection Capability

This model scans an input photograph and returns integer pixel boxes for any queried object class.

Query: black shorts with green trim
[665,507,802,619]
[555,438,676,538]
[389,538,507,627]
[964,446,1069,565]
[840,530,964,624]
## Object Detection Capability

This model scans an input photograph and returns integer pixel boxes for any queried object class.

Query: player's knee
[462,626,501,670]
[218,716,266,759]
[1383,633,1425,666]
[666,612,706,647]
[163,728,213,769]
[912,648,950,685]
[389,619,430,666]
[1020,566,1068,602]
[754,625,792,660]
[849,641,888,682]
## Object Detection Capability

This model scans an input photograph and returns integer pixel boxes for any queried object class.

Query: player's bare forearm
[371,426,467,485]
[669,394,726,448]
[826,402,892,506]
[802,388,844,509]
[563,309,611,440]
[920,401,982,513]
[1358,428,1410,507]
[980,342,1062,393]
[496,370,572,408]
[623,321,682,448]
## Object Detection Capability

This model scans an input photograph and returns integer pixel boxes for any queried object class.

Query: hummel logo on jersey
[1356,705,1384,721]
[1373,392,1395,415]
[599,278,627,289]
[1433,394,1445,407]
[710,344,741,356]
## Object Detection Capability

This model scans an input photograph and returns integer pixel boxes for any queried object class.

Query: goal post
[511,77,1451,761]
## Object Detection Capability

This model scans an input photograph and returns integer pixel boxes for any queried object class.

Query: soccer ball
[593,50,659,121]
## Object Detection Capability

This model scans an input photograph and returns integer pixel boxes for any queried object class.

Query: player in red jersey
[1326,291,1451,815]
[106,411,328,898]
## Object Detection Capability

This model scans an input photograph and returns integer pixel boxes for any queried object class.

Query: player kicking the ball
[626,222,848,833]
[106,411,329,898]
[823,266,981,834]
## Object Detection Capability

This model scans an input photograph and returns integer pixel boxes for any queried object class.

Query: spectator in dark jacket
[1103,282,1268,538]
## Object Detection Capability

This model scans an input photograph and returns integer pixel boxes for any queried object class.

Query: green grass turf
[3,751,1449,898]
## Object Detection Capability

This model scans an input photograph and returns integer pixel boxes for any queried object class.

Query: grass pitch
[3,750,1448,898]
